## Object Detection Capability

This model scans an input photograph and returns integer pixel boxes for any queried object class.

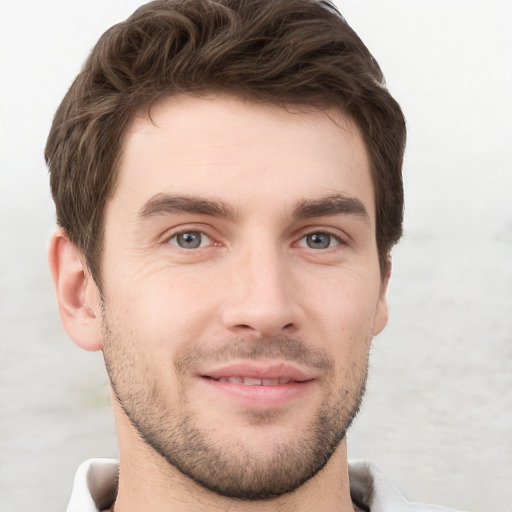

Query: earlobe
[48,228,103,352]
[373,258,392,336]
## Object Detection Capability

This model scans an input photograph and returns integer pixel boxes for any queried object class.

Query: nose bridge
[222,234,301,337]
[243,241,287,299]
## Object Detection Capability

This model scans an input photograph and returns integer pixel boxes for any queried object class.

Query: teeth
[215,377,292,385]
[243,377,262,386]
[218,376,242,383]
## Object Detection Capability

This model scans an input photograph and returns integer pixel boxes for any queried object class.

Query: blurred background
[0,1,510,510]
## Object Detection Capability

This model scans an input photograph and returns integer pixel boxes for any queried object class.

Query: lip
[202,362,315,381]
[197,362,317,408]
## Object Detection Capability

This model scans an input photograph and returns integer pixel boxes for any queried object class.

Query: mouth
[197,362,316,408]
[200,362,314,384]
[206,376,298,386]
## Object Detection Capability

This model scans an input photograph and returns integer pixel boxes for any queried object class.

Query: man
[45,0,465,510]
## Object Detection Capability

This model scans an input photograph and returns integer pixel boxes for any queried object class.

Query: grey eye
[172,231,206,249]
[305,233,334,249]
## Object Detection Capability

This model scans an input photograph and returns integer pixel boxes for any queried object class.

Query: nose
[220,244,303,339]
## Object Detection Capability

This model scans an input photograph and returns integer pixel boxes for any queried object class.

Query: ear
[48,228,103,351]
[373,258,392,336]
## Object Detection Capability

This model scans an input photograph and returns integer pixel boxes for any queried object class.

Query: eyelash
[167,229,216,250]
[296,231,343,250]
[165,227,345,252]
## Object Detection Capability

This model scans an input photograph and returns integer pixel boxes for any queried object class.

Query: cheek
[105,264,222,345]
[306,270,382,329]
[303,275,381,377]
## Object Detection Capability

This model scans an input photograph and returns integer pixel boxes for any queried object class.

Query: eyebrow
[138,192,370,225]
[292,194,371,224]
[138,193,237,220]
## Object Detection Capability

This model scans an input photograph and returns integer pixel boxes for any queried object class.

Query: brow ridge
[138,192,370,225]
[292,194,370,224]
[138,193,237,220]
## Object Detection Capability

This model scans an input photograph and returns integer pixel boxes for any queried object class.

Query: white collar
[67,458,118,512]
[66,458,462,512]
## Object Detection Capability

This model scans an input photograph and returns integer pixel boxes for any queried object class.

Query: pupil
[307,233,330,249]
[178,232,201,249]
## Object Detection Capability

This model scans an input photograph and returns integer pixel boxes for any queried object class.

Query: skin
[49,95,389,511]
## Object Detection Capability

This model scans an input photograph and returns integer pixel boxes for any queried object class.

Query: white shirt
[66,458,466,512]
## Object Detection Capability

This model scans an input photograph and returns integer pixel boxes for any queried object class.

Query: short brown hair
[46,0,406,285]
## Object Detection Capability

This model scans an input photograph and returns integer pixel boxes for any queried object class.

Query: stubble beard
[102,317,370,501]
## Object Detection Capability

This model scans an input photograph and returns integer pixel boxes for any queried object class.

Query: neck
[112,406,355,512]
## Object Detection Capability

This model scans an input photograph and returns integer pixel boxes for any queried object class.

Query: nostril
[236,324,254,330]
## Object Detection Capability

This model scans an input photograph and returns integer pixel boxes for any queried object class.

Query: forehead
[112,94,374,222]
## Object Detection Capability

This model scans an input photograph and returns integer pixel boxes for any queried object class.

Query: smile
[198,363,317,409]
[200,362,315,383]
[211,376,294,385]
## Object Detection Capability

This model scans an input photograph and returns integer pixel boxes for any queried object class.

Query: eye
[168,231,212,249]
[299,232,341,250]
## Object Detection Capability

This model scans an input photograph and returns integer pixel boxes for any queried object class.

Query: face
[99,95,388,499]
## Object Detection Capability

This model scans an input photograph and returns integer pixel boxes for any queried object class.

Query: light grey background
[0,1,511,510]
